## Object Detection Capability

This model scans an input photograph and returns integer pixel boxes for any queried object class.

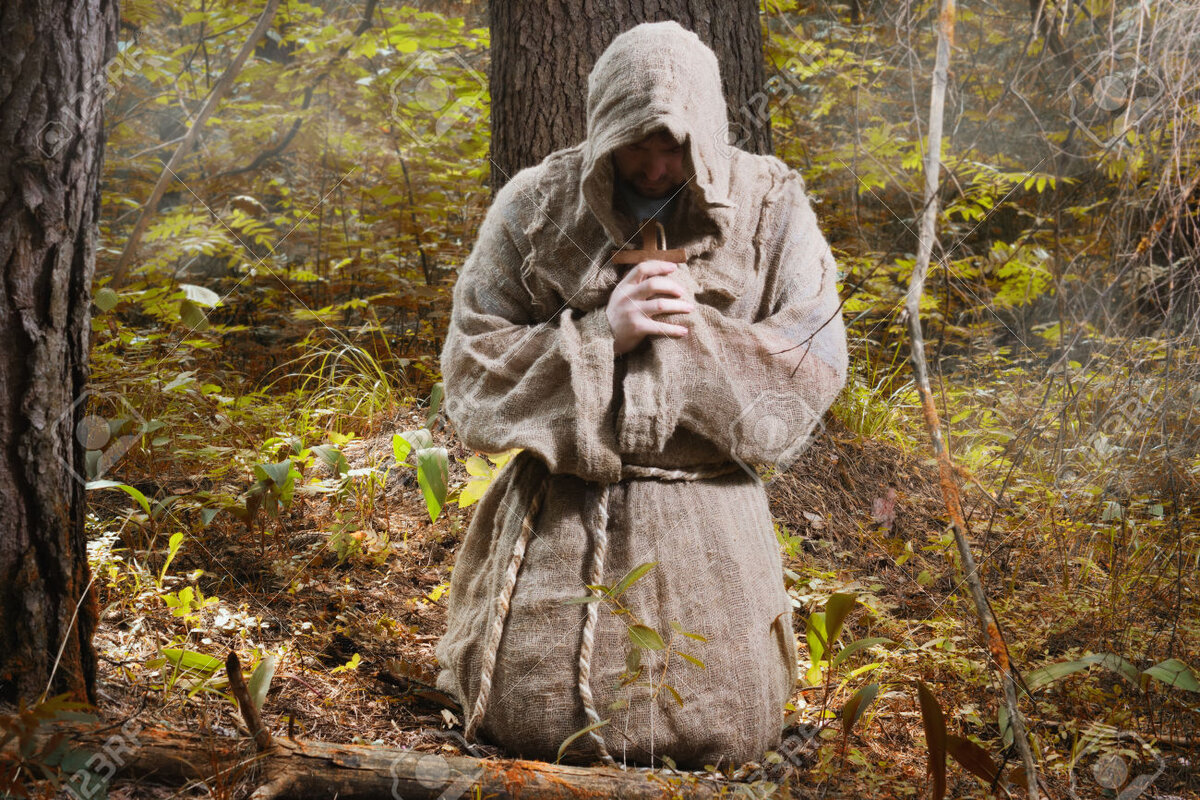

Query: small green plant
[392,429,448,524]
[145,647,227,701]
[557,563,707,761]
[162,585,220,623]
[803,593,892,688]
[454,449,520,509]
[227,458,303,556]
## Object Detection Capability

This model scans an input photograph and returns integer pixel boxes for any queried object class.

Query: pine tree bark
[0,0,117,704]
[488,0,769,189]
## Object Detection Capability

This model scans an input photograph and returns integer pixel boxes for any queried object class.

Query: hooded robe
[436,21,848,767]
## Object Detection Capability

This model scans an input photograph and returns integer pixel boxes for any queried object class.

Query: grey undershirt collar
[614,171,682,224]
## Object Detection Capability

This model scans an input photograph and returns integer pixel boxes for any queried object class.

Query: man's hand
[606,260,694,357]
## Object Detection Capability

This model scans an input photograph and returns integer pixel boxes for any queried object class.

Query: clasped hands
[605,260,696,357]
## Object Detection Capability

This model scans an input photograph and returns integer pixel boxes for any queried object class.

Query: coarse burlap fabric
[435,21,848,767]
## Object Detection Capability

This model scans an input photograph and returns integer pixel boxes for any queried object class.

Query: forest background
[5,0,1199,797]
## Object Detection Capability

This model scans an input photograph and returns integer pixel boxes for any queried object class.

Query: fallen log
[34,724,740,799]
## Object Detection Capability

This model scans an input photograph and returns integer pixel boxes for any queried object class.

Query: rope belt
[464,460,743,764]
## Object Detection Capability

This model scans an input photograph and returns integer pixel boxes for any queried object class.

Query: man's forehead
[630,129,683,147]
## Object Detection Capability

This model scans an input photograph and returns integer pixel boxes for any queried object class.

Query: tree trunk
[488,0,769,189]
[0,0,117,704]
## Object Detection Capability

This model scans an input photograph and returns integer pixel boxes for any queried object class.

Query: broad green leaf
[392,434,412,464]
[162,648,223,674]
[151,496,180,520]
[805,612,827,684]
[1026,658,1094,692]
[556,719,609,763]
[917,681,947,800]
[1081,652,1141,687]
[677,652,706,670]
[1144,658,1200,693]
[94,287,119,312]
[832,636,893,669]
[464,455,491,477]
[248,654,277,712]
[824,593,857,654]
[160,532,184,583]
[946,734,998,784]
[312,445,348,477]
[998,706,1013,748]
[255,460,294,488]
[457,477,490,508]
[488,448,520,470]
[628,624,665,651]
[416,446,449,523]
[86,480,151,515]
[163,371,196,392]
[611,562,657,599]
[330,653,361,674]
[393,429,433,463]
[841,682,879,735]
[424,382,444,428]
[179,299,207,329]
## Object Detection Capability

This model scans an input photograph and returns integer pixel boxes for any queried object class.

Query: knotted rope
[464,460,741,764]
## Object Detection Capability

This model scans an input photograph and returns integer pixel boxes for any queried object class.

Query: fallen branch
[35,725,729,799]
[901,1,1041,798]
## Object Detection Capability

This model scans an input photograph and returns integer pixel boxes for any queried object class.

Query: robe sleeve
[616,173,848,468]
[440,178,625,484]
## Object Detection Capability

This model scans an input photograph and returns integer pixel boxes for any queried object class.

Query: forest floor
[80,370,1200,799]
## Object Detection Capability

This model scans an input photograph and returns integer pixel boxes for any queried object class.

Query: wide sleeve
[616,173,848,469]
[440,178,624,484]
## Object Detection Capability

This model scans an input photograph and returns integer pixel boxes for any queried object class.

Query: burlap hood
[578,21,737,251]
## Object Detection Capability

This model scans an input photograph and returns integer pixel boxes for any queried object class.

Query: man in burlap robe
[436,21,847,768]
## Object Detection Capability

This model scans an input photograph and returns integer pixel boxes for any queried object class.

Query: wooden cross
[611,218,686,265]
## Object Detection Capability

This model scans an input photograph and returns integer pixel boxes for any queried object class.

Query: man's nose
[644,157,668,180]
